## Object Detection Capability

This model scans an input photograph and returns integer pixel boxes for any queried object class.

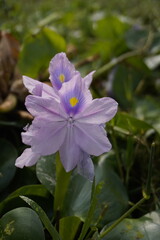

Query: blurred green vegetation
[0,0,160,239]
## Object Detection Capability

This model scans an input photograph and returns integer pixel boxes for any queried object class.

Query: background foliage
[0,0,160,239]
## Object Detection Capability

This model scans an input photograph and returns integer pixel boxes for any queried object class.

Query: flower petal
[23,76,57,99]
[77,152,94,181]
[59,124,81,172]
[15,148,40,168]
[49,52,78,90]
[82,71,95,88]
[75,122,111,156]
[59,74,92,115]
[75,97,118,124]
[24,119,67,156]
[25,95,67,120]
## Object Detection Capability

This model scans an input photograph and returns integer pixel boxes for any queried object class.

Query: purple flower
[49,52,78,90]
[15,53,118,181]
[49,52,95,91]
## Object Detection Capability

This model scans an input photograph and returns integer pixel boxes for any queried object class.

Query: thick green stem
[54,153,71,213]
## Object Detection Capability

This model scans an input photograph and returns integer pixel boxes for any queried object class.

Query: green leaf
[36,154,56,195]
[125,27,149,50]
[0,207,45,240]
[90,39,126,60]
[101,211,160,240]
[113,112,155,136]
[90,15,130,59]
[62,174,92,220]
[59,216,81,240]
[20,196,61,240]
[93,15,130,40]
[63,154,128,226]
[110,64,143,108]
[126,56,150,75]
[78,180,103,240]
[133,96,160,134]
[18,27,66,77]
[94,154,129,225]
[0,185,49,215]
[0,139,17,192]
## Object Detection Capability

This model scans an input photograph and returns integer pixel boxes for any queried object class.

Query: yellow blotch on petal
[59,74,65,83]
[69,97,79,107]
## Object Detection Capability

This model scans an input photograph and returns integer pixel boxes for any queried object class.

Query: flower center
[69,97,79,107]
[68,116,74,124]
[59,74,65,83]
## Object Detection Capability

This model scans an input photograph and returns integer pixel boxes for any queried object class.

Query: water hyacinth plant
[15,52,118,181]
[1,1,160,238]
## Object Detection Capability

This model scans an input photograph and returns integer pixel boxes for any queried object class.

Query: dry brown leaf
[0,31,20,102]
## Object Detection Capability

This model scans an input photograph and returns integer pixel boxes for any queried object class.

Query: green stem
[54,153,71,213]
[99,197,147,239]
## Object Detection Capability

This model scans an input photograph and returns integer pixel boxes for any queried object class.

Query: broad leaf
[101,211,160,240]
[78,181,103,240]
[36,154,56,195]
[94,154,128,225]
[0,139,17,192]
[20,196,61,240]
[0,207,45,240]
[18,27,66,77]
[63,153,128,226]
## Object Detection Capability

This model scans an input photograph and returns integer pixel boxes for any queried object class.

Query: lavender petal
[15,148,40,168]
[75,122,111,156]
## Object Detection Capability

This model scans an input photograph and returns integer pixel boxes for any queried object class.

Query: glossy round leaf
[94,153,129,225]
[0,207,45,240]
[101,211,160,240]
[63,152,128,225]
[18,27,66,78]
[36,154,56,195]
[0,139,17,192]
[63,174,92,220]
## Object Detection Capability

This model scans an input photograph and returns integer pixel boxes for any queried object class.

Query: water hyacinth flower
[15,53,118,181]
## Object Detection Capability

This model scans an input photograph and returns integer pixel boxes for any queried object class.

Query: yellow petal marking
[69,97,79,107]
[59,74,65,83]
